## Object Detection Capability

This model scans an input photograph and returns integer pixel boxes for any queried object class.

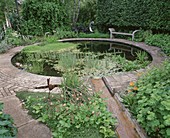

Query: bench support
[109,28,140,41]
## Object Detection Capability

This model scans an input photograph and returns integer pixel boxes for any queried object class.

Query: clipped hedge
[97,0,170,32]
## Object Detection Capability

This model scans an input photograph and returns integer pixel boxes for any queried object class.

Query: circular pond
[12,41,151,77]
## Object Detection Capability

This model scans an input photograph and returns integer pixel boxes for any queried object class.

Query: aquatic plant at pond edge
[57,52,77,72]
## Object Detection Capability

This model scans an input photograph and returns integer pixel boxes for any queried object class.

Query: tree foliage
[78,0,97,25]
[0,0,15,25]
[20,0,69,35]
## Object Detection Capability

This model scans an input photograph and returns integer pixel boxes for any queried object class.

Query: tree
[0,0,15,27]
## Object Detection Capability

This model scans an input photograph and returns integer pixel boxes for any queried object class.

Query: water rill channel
[91,78,146,138]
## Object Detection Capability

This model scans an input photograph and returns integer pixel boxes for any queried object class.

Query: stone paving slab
[17,121,51,138]
[1,96,52,138]
[1,96,33,127]
[105,72,139,94]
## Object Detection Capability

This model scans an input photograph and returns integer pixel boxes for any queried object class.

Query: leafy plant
[16,72,117,138]
[0,102,17,137]
[55,28,78,39]
[78,32,109,38]
[123,61,170,138]
[19,92,117,138]
[134,30,152,42]
[145,34,170,56]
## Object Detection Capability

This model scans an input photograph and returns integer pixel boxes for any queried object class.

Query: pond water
[76,41,143,60]
[12,41,151,77]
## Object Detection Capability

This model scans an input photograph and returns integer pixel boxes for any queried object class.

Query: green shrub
[145,34,170,56]
[134,30,152,42]
[55,28,78,39]
[0,39,11,53]
[22,93,117,138]
[21,0,68,36]
[78,32,109,38]
[0,102,17,137]
[123,61,170,137]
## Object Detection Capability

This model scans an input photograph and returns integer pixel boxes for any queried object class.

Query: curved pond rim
[58,38,153,61]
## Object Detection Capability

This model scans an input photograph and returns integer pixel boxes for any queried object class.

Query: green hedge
[97,0,170,32]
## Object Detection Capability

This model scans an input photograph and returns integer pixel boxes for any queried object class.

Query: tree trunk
[72,0,80,29]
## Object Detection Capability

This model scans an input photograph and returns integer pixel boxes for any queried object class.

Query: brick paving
[0,39,167,138]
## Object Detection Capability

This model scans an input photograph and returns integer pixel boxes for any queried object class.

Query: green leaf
[166,128,170,136]
[161,100,170,110]
[0,121,10,126]
[0,129,9,134]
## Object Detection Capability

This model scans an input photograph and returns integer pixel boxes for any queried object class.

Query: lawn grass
[16,91,49,100]
[67,127,103,138]
[22,42,78,53]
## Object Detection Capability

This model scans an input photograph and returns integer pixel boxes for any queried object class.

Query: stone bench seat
[109,28,140,41]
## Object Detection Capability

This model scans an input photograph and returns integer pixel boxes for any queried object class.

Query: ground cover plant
[145,34,170,56]
[0,102,17,137]
[122,61,170,138]
[16,73,117,138]
[135,30,170,56]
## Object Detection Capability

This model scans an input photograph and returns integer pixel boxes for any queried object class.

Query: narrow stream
[91,78,140,138]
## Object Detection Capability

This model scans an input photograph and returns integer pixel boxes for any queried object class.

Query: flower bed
[17,73,117,138]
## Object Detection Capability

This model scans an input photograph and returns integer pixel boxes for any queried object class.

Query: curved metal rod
[89,21,94,33]
[132,30,140,41]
